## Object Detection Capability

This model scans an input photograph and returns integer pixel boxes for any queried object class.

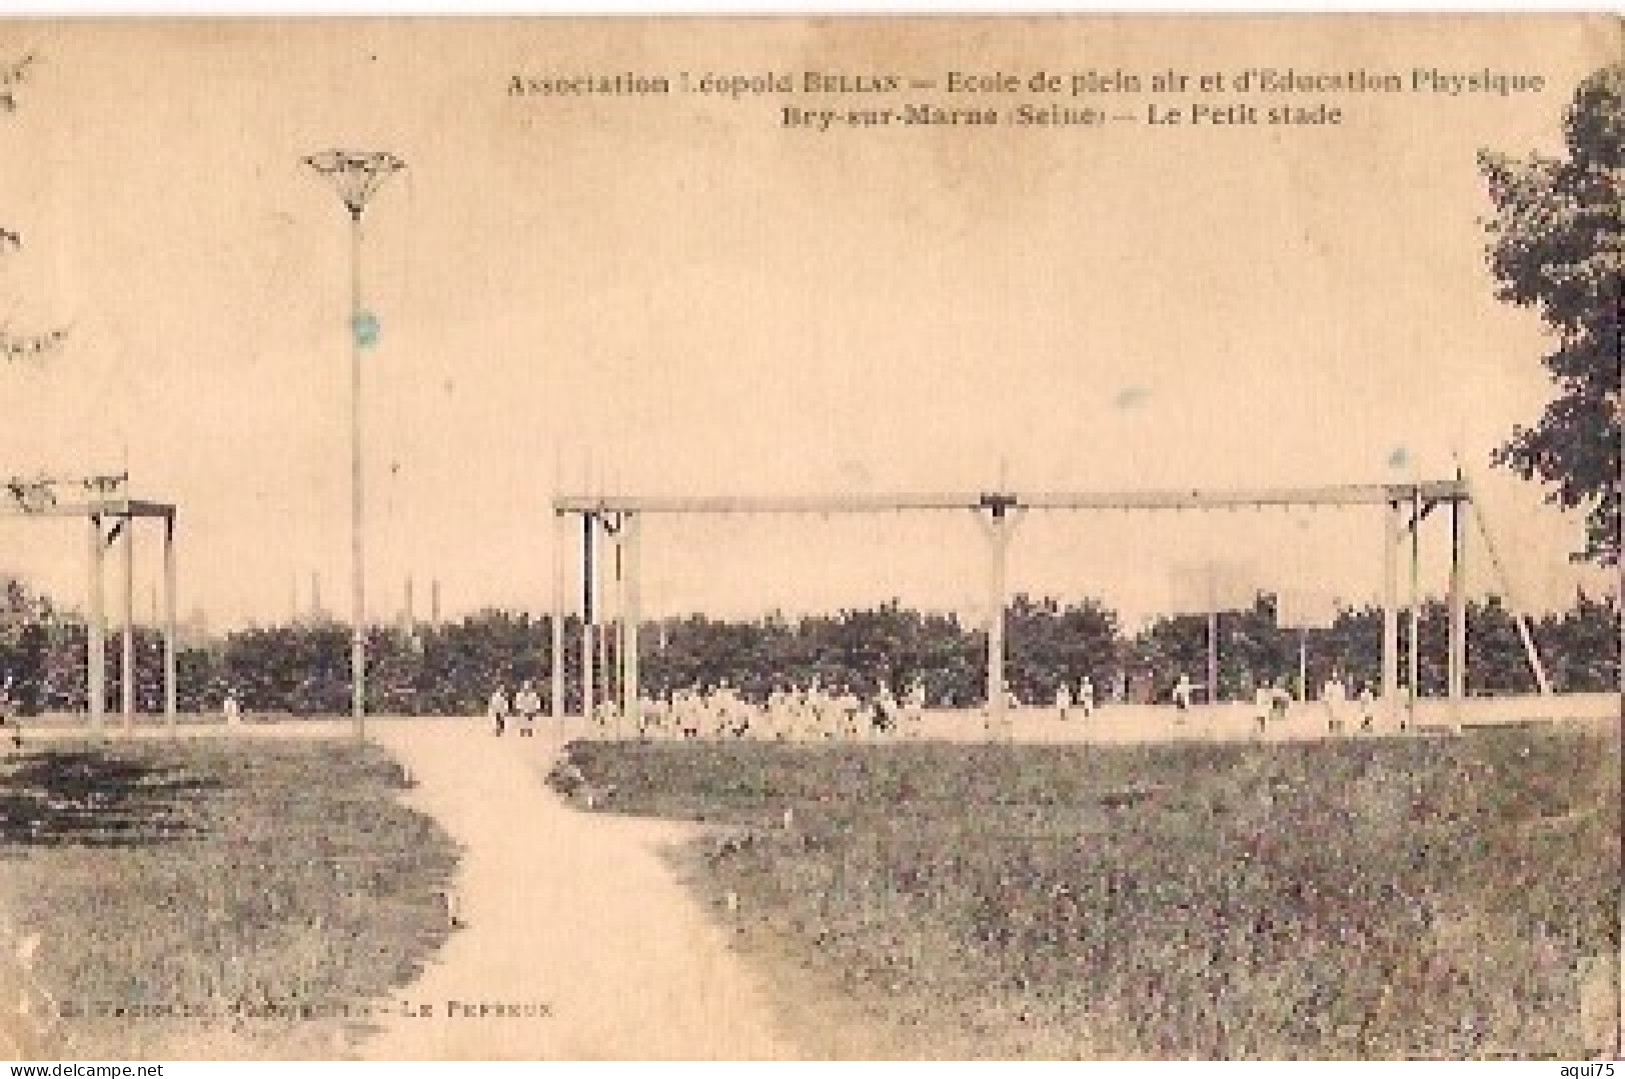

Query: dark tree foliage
[0,583,1614,715]
[1479,64,1623,565]
[1003,593,1122,705]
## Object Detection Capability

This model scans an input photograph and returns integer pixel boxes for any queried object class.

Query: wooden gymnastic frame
[550,476,1550,733]
[1,475,180,732]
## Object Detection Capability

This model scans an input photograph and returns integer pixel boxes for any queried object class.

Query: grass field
[556,725,1621,1059]
[0,738,459,1060]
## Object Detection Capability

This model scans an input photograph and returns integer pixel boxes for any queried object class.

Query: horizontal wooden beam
[554,480,1468,517]
[1025,481,1468,512]
[0,497,176,520]
[556,492,994,515]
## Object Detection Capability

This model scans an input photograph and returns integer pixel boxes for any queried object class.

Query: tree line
[0,578,1614,717]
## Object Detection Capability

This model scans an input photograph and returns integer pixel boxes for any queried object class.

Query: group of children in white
[489,677,935,740]
[653,679,934,740]
[483,670,1377,738]
[1170,671,1378,734]
[485,680,546,736]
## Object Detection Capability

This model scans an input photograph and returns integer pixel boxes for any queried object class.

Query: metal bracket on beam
[979,492,1020,517]
[1403,497,1444,534]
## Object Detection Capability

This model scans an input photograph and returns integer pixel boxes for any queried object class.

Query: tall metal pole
[304,149,404,741]
[121,513,135,731]
[163,513,177,730]
[347,208,366,739]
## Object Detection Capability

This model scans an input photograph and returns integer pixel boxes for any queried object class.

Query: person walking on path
[515,681,542,738]
[488,683,511,737]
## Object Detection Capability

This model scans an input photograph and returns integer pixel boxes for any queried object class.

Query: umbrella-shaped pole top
[303,149,407,219]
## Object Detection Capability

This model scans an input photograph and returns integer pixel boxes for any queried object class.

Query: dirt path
[359,718,792,1061]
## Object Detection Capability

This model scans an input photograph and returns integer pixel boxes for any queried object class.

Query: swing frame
[548,475,1550,734]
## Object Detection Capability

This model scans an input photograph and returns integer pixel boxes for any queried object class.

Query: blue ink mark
[353,311,381,349]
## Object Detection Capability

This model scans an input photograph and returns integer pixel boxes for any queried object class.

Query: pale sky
[0,17,1616,628]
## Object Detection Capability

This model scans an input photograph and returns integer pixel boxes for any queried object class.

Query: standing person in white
[1253,681,1272,736]
[488,683,511,737]
[1172,674,1193,721]
[1322,672,1348,735]
[514,681,542,738]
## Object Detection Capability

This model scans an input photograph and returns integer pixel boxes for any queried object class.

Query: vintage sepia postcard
[0,13,1618,1064]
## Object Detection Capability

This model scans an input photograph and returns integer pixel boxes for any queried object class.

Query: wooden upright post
[163,513,177,730]
[987,521,1008,733]
[1407,485,1422,730]
[580,513,595,722]
[550,512,566,723]
[1297,627,1308,702]
[121,513,136,731]
[1466,491,1553,695]
[87,514,105,734]
[1207,609,1220,707]
[607,523,622,738]
[1448,492,1466,727]
[980,499,1018,736]
[621,512,641,734]
[1382,501,1400,725]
